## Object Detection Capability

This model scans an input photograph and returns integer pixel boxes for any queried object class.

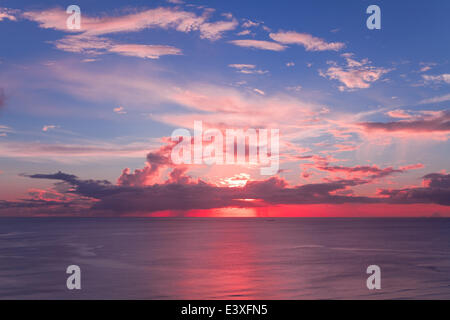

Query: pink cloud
[320,55,390,91]
[386,109,412,119]
[22,6,236,40]
[19,6,237,59]
[269,31,345,51]
[359,110,450,135]
[228,64,268,74]
[199,19,238,40]
[109,44,182,59]
[118,139,181,186]
[229,39,287,51]
[422,73,450,85]
[54,35,113,55]
[420,94,450,104]
[0,7,17,21]
[0,140,153,160]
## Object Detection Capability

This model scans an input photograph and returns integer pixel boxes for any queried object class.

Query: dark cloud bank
[1,140,449,216]
[1,170,449,216]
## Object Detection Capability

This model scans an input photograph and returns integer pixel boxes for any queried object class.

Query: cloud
[17,6,238,59]
[300,153,423,179]
[113,106,126,114]
[229,39,286,51]
[229,64,256,69]
[42,125,58,132]
[117,139,180,186]
[422,74,450,85]
[13,169,449,217]
[286,85,302,92]
[0,8,17,21]
[54,34,182,59]
[286,62,295,67]
[0,125,12,137]
[7,170,375,216]
[317,163,423,179]
[379,173,450,206]
[54,35,113,55]
[418,62,437,73]
[0,140,153,160]
[269,31,345,51]
[320,55,390,91]
[359,110,450,134]
[22,6,236,40]
[420,94,450,104]
[109,44,182,59]
[228,64,267,74]
[1,135,434,216]
[253,88,265,95]
[386,109,412,119]
[242,19,260,28]
[0,144,446,216]
[198,19,238,40]
[236,30,251,36]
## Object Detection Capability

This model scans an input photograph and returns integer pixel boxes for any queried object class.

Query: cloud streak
[18,6,237,58]
[229,39,287,51]
[269,31,345,51]
[359,110,450,134]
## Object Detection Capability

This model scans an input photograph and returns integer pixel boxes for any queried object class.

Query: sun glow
[219,173,251,188]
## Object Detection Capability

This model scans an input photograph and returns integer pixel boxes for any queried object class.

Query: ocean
[0,218,449,299]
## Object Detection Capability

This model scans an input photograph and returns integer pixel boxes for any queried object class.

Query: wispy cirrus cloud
[422,73,450,85]
[54,35,113,55]
[55,35,182,61]
[22,6,237,39]
[0,124,12,137]
[418,62,437,73]
[17,6,237,59]
[229,39,287,51]
[42,125,58,132]
[359,110,450,136]
[269,31,345,51]
[24,7,186,35]
[316,163,423,179]
[241,19,260,28]
[420,94,450,104]
[109,44,182,59]
[0,140,155,161]
[228,64,268,74]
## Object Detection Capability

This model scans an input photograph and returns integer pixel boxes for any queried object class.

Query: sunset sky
[0,0,449,217]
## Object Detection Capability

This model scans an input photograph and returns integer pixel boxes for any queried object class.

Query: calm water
[0,218,449,299]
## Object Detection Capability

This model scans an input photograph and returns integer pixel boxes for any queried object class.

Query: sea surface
[0,218,449,299]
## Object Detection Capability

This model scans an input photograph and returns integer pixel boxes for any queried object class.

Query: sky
[0,0,449,217]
